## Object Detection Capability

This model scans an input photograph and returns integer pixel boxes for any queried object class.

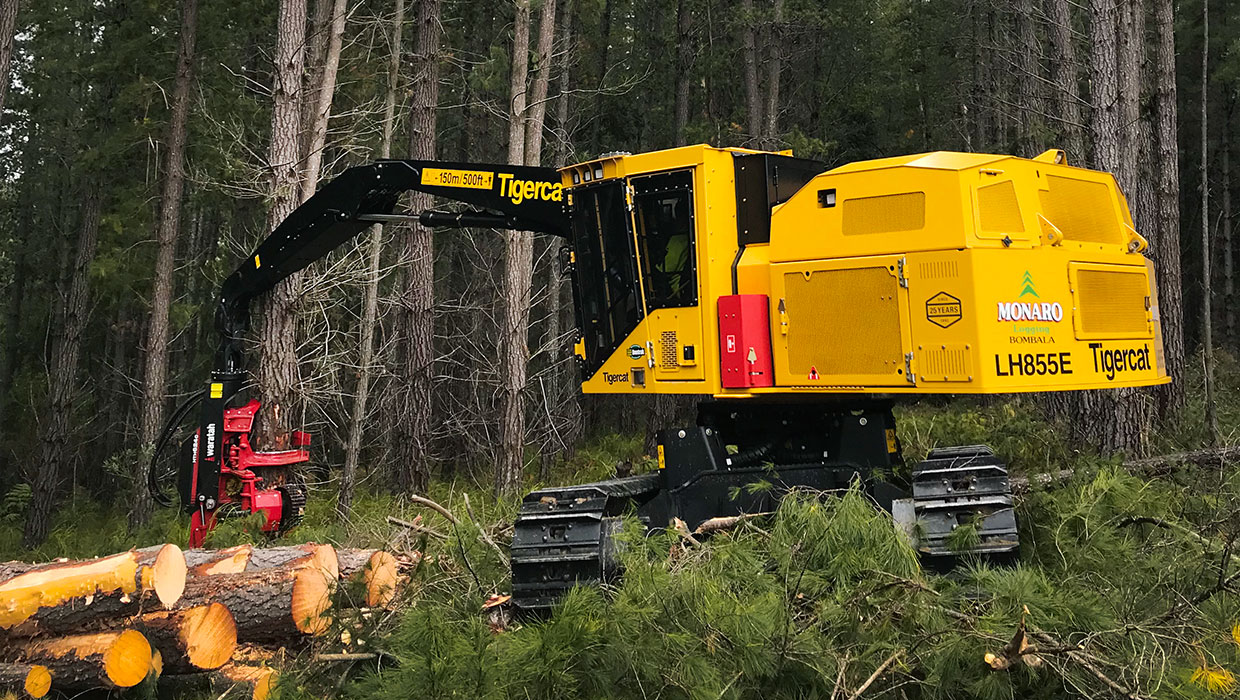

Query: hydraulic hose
[147,388,207,508]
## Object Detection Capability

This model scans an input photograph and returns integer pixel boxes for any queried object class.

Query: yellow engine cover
[567,145,1168,397]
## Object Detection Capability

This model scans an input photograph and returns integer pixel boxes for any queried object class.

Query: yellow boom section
[570,145,1168,396]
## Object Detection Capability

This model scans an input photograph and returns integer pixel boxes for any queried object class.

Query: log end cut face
[181,603,237,670]
[24,665,50,699]
[291,568,333,634]
[147,544,187,607]
[363,552,399,607]
[102,629,153,688]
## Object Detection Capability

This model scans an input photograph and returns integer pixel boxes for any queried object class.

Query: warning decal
[420,168,495,190]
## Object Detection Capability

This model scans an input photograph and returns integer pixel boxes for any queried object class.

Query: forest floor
[4,352,1240,699]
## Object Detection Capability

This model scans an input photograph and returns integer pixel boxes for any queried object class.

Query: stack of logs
[0,543,400,700]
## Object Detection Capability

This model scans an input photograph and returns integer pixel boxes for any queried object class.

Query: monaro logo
[998,271,1064,322]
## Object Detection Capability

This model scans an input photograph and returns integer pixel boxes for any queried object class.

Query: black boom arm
[214,159,565,372]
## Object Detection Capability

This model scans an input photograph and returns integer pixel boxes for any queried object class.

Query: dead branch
[462,493,508,564]
[407,494,461,526]
[845,649,903,700]
[693,512,773,535]
[385,515,447,540]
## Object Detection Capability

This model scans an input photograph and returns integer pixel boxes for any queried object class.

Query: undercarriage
[511,400,1020,609]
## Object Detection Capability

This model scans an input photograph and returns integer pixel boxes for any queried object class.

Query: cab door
[629,170,705,383]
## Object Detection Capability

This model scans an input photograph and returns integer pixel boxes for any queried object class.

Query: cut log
[0,546,186,632]
[180,567,333,642]
[215,663,277,700]
[1014,446,1240,495]
[116,603,236,673]
[4,629,152,690]
[245,544,339,579]
[337,549,399,607]
[159,663,277,700]
[184,545,253,576]
[0,663,51,699]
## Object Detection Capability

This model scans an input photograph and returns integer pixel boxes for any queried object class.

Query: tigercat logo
[603,372,629,385]
[1090,342,1151,380]
[498,173,563,205]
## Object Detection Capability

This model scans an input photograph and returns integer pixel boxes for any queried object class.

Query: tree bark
[179,567,333,642]
[496,0,534,497]
[397,0,442,493]
[135,0,198,531]
[1201,0,1218,444]
[1089,0,1119,170]
[1151,0,1185,416]
[0,0,18,123]
[242,543,338,579]
[341,0,403,516]
[103,603,236,673]
[336,549,399,607]
[300,0,347,202]
[184,545,253,576]
[23,186,101,548]
[1047,0,1083,159]
[674,0,691,143]
[1016,0,1042,154]
[255,0,308,449]
[761,0,783,149]
[1225,115,1234,341]
[1116,0,1141,204]
[1,546,187,635]
[0,662,50,699]
[739,0,761,143]
[3,630,153,690]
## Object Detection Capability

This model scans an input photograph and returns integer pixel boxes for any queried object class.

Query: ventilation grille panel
[920,344,972,382]
[784,267,903,377]
[1075,268,1151,338]
[659,330,678,369]
[918,260,959,279]
[842,192,926,236]
[1038,176,1121,244]
[977,181,1025,233]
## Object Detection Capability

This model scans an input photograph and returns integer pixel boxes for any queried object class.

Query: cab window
[633,170,697,309]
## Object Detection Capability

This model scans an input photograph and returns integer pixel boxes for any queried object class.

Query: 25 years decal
[926,292,962,328]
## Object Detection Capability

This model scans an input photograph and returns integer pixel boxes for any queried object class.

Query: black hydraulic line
[728,443,773,469]
[148,388,207,507]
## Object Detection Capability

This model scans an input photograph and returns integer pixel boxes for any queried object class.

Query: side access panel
[770,255,914,387]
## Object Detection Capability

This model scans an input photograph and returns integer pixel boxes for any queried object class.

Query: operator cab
[561,146,824,392]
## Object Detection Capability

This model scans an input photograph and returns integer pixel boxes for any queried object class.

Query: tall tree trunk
[135,0,198,530]
[739,0,761,143]
[1016,0,1042,154]
[398,0,441,493]
[761,0,783,149]
[1116,0,1141,204]
[674,0,691,144]
[523,0,556,160]
[24,186,102,548]
[1201,0,1218,444]
[0,174,31,476]
[1151,0,1185,416]
[255,0,308,449]
[300,0,347,202]
[340,0,403,517]
[1225,114,1234,341]
[496,0,533,497]
[0,0,17,122]
[1089,0,1119,170]
[539,0,578,479]
[1047,0,1082,159]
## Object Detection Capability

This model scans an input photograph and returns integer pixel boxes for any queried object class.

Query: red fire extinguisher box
[718,294,775,389]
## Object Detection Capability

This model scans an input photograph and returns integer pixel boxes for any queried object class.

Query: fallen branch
[386,515,447,540]
[1014,446,1240,495]
[407,494,461,526]
[462,493,508,564]
[846,649,902,700]
[693,512,772,535]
